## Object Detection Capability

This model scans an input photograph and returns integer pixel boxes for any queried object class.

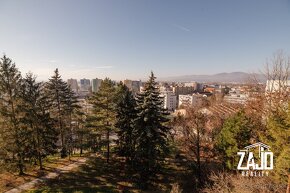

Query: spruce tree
[88,78,116,163]
[115,82,137,163]
[19,73,58,169]
[0,55,25,174]
[134,72,169,186]
[45,68,70,157]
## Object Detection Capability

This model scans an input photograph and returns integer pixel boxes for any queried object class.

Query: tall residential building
[91,78,102,93]
[67,79,78,93]
[123,79,141,94]
[80,78,91,92]
[160,91,177,111]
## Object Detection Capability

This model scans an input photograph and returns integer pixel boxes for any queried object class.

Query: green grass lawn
[26,154,194,193]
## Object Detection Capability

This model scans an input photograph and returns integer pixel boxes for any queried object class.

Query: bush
[203,172,287,193]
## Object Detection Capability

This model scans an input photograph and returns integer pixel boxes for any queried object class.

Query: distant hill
[158,72,266,83]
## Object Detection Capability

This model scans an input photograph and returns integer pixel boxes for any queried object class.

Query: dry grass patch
[0,154,87,192]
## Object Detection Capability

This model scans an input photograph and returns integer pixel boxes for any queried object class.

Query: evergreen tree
[115,83,137,163]
[215,111,251,170]
[264,103,290,183]
[134,72,170,186]
[85,119,102,153]
[74,109,88,155]
[45,68,70,157]
[0,55,25,174]
[88,78,116,163]
[64,87,81,158]
[19,73,58,169]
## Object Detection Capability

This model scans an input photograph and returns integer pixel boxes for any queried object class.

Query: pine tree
[74,109,87,156]
[45,68,70,157]
[115,82,137,163]
[134,72,169,186]
[0,55,25,174]
[264,103,290,183]
[215,111,251,170]
[88,78,116,163]
[19,73,58,169]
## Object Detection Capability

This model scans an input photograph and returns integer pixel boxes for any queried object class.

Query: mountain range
[158,72,266,83]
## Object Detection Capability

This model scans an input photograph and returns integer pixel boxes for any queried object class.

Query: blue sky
[1,0,290,81]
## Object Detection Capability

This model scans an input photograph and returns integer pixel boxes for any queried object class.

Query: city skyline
[1,0,290,80]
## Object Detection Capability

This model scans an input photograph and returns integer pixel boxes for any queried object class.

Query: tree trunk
[196,126,202,185]
[35,124,43,170]
[18,153,24,175]
[38,151,43,170]
[57,93,66,158]
[286,174,290,193]
[106,129,110,163]
[80,134,83,156]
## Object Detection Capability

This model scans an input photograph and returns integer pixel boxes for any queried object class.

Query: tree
[19,73,58,169]
[74,109,88,156]
[215,111,251,170]
[262,51,290,186]
[263,103,290,183]
[63,87,81,158]
[45,68,70,157]
[115,82,137,163]
[88,78,116,163]
[264,51,289,101]
[134,72,170,187]
[173,107,208,184]
[247,51,290,185]
[0,55,24,174]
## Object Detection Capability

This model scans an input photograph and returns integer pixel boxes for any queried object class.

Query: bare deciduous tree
[173,107,210,185]
[264,51,290,112]
[246,51,290,190]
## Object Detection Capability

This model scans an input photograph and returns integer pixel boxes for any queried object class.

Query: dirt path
[5,157,88,193]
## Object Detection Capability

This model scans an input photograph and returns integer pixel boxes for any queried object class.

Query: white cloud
[172,24,191,32]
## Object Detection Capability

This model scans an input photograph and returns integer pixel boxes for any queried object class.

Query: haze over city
[1,0,290,80]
